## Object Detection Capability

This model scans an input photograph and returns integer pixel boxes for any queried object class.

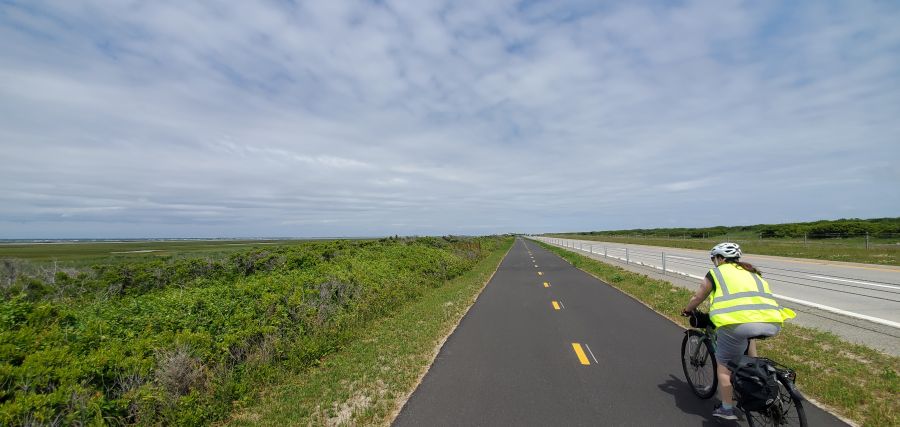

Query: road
[394,238,847,426]
[533,237,900,327]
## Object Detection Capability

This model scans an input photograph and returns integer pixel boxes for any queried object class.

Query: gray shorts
[716,322,781,367]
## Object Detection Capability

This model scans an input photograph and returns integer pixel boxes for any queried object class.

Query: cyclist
[681,242,795,420]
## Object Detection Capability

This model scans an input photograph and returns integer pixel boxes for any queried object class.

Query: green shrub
[567,217,900,239]
[0,237,505,425]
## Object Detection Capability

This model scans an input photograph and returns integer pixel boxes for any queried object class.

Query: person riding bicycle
[681,242,795,420]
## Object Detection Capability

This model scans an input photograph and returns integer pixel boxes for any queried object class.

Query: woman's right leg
[717,363,734,405]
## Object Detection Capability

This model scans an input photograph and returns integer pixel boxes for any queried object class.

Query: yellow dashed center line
[552,301,560,310]
[572,343,590,365]
[543,282,549,288]
[538,271,543,276]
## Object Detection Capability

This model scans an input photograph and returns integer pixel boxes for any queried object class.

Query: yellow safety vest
[707,263,795,327]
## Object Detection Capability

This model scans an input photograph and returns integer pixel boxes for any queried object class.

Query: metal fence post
[662,252,666,275]
[626,248,629,264]
[866,233,869,250]
[604,247,607,258]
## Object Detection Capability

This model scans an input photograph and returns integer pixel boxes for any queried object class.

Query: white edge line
[542,238,900,330]
[559,300,565,309]
[773,293,900,329]
[530,239,862,425]
[807,274,900,290]
[584,343,599,364]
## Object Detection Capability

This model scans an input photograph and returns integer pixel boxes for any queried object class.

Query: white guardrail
[531,236,900,330]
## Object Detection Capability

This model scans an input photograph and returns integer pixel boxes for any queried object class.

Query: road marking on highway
[571,343,591,365]
[584,344,599,364]
[535,237,900,328]
[757,255,900,273]
[543,282,550,288]
[552,301,561,310]
[538,272,543,276]
[544,237,900,273]
[807,275,900,290]
[774,293,900,329]
[534,264,539,268]
[673,271,704,280]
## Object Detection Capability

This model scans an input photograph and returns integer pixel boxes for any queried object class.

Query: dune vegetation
[0,236,509,425]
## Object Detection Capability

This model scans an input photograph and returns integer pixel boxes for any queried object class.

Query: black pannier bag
[689,311,711,328]
[728,356,780,411]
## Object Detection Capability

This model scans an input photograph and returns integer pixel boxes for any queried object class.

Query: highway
[533,237,900,328]
[394,238,847,426]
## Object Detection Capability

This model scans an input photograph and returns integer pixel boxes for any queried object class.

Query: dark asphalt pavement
[393,238,848,426]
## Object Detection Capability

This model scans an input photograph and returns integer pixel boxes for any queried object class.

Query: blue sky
[1,0,898,238]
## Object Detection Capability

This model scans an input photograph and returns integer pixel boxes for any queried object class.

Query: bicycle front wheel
[681,330,717,399]
[744,377,807,427]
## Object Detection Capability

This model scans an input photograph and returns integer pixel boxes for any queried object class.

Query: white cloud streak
[1,0,898,238]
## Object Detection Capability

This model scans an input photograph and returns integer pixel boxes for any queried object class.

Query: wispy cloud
[1,0,898,238]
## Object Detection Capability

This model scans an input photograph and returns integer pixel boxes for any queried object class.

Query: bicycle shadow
[658,375,744,426]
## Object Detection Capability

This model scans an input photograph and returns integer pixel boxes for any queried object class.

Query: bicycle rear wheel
[681,330,717,399]
[744,377,807,427]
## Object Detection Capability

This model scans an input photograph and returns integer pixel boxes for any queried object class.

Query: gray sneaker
[712,404,738,420]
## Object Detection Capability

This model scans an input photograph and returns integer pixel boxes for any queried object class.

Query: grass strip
[548,234,899,266]
[0,240,305,265]
[536,240,899,427]
[224,238,514,426]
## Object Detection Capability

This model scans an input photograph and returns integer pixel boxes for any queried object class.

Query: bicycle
[680,310,807,426]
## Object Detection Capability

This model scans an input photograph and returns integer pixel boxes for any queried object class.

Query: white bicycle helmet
[710,242,742,259]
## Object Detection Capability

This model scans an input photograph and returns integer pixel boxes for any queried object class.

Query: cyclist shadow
[658,375,743,426]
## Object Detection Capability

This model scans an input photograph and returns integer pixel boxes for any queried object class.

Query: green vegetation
[0,236,509,425]
[227,237,512,426]
[558,217,900,239]
[548,217,900,265]
[0,239,316,293]
[0,239,314,268]
[537,241,899,427]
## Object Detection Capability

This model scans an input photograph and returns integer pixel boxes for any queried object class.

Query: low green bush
[561,217,900,239]
[0,236,504,425]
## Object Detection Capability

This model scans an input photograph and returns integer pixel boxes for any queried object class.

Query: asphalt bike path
[534,237,900,357]
[537,237,900,326]
[394,238,847,426]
